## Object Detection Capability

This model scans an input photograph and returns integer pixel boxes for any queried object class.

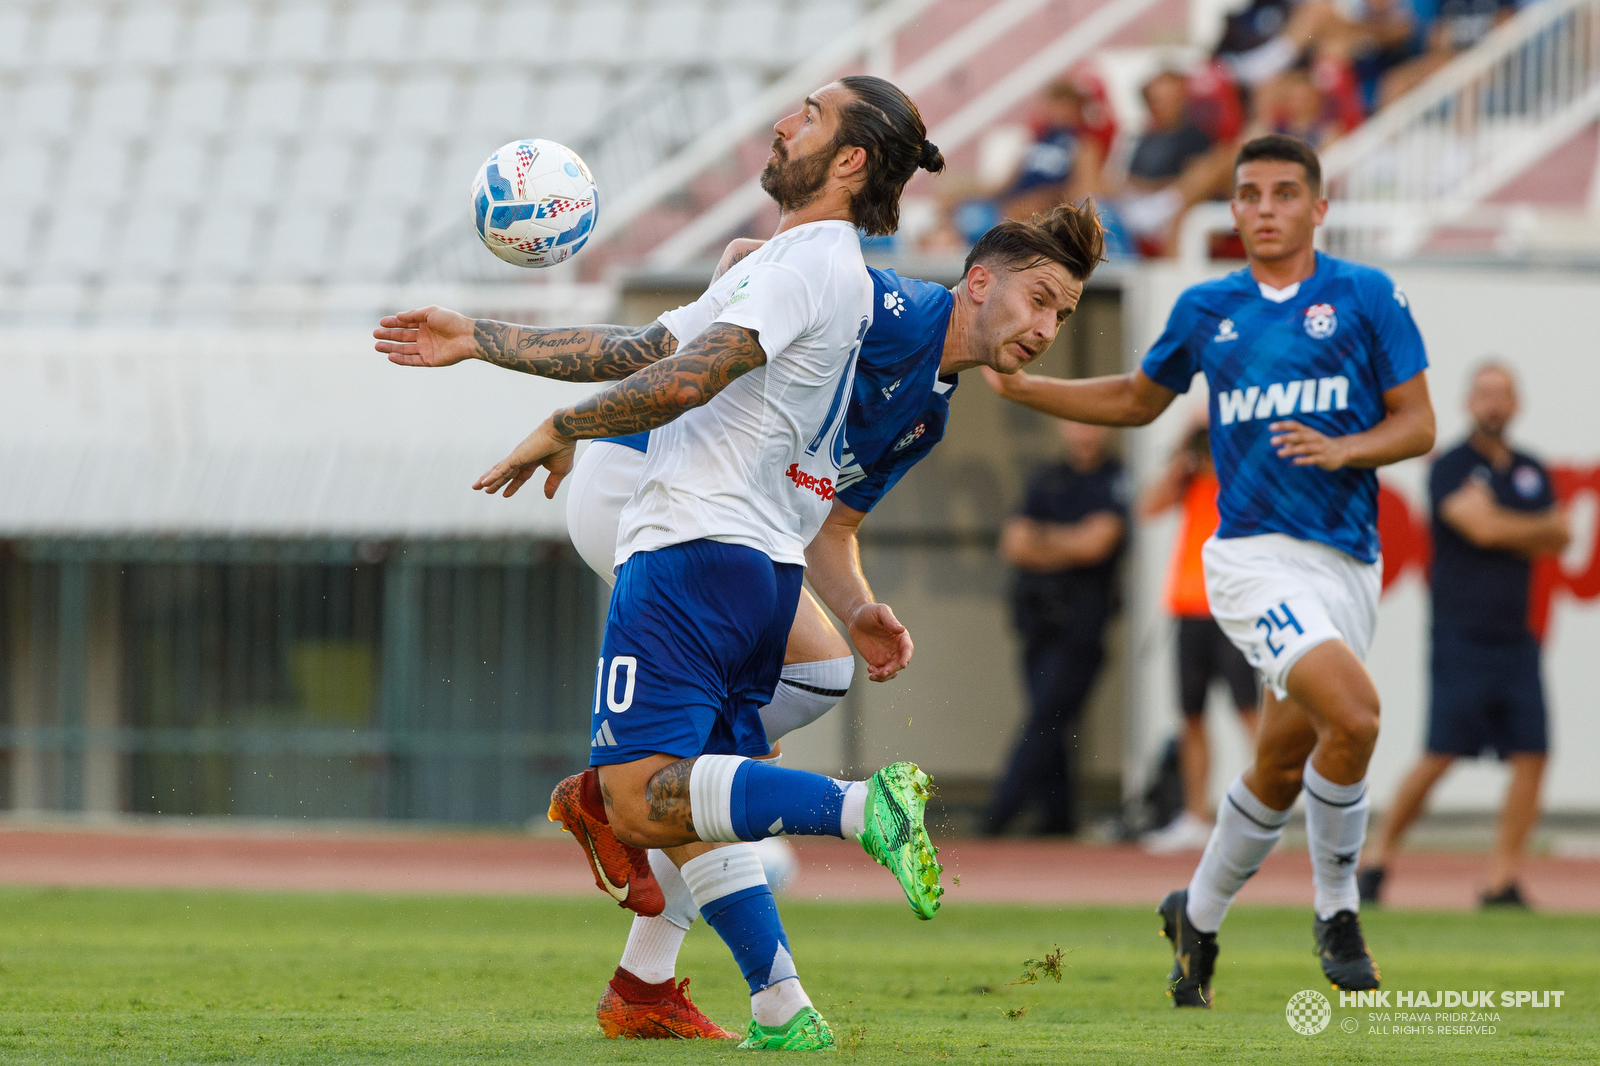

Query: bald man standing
[1360,362,1569,908]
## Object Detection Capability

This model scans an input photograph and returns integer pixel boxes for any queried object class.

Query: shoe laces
[669,977,698,1008]
[1322,911,1369,961]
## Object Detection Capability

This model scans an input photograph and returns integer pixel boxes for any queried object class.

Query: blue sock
[729,760,844,839]
[700,886,796,993]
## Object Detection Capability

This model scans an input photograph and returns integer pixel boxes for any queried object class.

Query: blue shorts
[588,539,804,766]
[1427,631,1548,758]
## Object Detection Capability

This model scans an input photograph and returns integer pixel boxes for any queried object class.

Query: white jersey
[617,219,871,568]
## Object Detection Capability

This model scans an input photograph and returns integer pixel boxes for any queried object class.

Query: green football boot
[737,1006,834,1050]
[857,761,944,920]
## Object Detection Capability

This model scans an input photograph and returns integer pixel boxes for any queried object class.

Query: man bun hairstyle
[963,200,1108,283]
[835,74,945,236]
[1234,134,1322,195]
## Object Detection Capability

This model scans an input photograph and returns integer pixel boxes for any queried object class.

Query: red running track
[0,825,1595,912]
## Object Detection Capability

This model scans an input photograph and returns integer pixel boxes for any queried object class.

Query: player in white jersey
[984,136,1436,1004]
[378,77,947,1048]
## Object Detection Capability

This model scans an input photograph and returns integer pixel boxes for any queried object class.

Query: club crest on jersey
[1214,318,1239,342]
[1303,303,1337,339]
[883,290,905,317]
[893,423,927,452]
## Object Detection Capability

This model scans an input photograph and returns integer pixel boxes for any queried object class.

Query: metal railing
[648,0,1166,268]
[1319,0,1600,257]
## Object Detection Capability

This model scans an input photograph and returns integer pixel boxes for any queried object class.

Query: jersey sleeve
[1139,293,1202,393]
[1365,273,1429,390]
[713,261,817,362]
[656,289,721,347]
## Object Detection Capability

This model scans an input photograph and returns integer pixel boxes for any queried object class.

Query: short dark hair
[834,75,946,237]
[963,200,1108,283]
[1234,134,1322,195]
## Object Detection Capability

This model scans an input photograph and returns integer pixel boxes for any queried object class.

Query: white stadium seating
[0,0,883,312]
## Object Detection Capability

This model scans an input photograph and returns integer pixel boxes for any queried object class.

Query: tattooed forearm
[644,758,698,837]
[550,322,766,439]
[470,320,677,381]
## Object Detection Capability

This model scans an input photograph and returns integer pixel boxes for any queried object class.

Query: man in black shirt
[1360,363,1569,907]
[986,420,1129,835]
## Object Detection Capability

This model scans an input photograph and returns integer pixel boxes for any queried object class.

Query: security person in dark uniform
[986,419,1128,835]
[1360,362,1569,907]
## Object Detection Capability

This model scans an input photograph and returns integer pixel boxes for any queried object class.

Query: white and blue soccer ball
[471,139,598,268]
[753,837,800,895]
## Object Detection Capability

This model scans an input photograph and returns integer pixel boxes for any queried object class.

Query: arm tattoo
[645,758,697,837]
[551,322,765,439]
[470,319,676,381]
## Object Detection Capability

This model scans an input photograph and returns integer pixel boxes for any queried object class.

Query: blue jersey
[1141,253,1427,563]
[835,267,956,512]
[605,266,956,514]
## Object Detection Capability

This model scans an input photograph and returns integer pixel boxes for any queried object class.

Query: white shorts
[565,440,646,588]
[1201,533,1381,701]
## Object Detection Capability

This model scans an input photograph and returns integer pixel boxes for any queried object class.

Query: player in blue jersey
[986,135,1435,1005]
[557,207,1106,1036]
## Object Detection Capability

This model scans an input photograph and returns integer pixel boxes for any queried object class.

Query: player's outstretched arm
[1269,372,1435,470]
[983,366,1177,427]
[373,305,676,380]
[805,501,913,682]
[473,322,766,498]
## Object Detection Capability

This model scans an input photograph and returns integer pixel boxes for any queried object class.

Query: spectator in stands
[1216,0,1412,128]
[1360,362,1570,908]
[998,79,1108,222]
[1111,71,1235,256]
[1138,423,1260,854]
[986,421,1129,836]
[1260,66,1347,148]
[1380,0,1517,106]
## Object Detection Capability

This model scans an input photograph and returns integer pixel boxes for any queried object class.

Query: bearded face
[759,135,836,212]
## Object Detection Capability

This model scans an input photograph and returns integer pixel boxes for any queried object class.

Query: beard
[759,136,834,212]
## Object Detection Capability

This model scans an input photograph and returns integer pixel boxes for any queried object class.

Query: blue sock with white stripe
[680,846,800,996]
[690,755,865,841]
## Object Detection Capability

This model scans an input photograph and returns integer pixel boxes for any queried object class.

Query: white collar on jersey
[1257,279,1302,303]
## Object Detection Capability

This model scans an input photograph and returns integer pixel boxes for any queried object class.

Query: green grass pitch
[0,888,1594,1064]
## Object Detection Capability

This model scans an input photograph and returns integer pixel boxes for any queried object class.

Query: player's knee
[1329,696,1380,752]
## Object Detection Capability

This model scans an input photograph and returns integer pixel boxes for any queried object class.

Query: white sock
[836,780,868,839]
[688,754,749,842]
[1302,758,1369,920]
[757,657,854,741]
[1186,775,1291,933]
[619,915,687,985]
[618,849,700,984]
[751,976,813,1027]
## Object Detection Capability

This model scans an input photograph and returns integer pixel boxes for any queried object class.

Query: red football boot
[596,967,739,1040]
[548,768,664,917]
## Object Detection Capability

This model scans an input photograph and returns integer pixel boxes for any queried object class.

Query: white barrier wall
[1124,264,1600,814]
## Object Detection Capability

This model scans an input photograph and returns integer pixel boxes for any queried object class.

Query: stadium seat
[15,75,77,138]
[42,3,108,67]
[189,4,258,64]
[114,1,184,65]
[0,6,32,67]
[115,203,188,281]
[165,72,234,135]
[241,75,310,137]
[342,1,414,64]
[263,2,337,63]
[316,73,386,136]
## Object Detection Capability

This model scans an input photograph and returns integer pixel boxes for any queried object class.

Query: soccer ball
[752,837,800,894]
[471,139,598,268]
